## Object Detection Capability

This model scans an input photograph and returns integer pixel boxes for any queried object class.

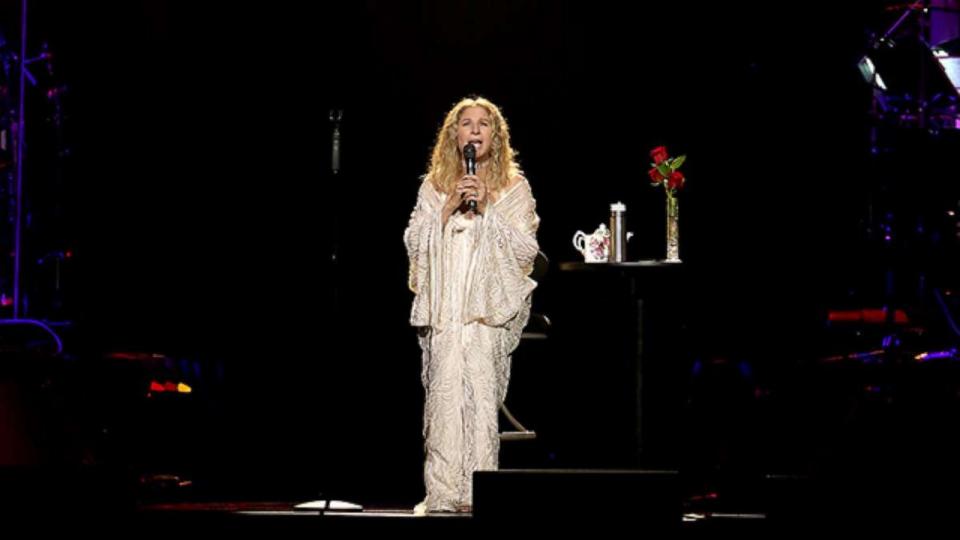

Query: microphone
[463,143,477,211]
[330,109,343,175]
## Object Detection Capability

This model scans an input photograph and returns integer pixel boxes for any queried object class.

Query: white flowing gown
[404,177,539,511]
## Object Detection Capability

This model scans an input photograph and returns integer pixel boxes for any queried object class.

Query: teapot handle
[572,231,587,253]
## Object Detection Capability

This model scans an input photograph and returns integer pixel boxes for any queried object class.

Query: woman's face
[456,106,493,161]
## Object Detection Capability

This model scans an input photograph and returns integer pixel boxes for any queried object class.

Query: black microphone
[330,109,343,175]
[463,143,477,211]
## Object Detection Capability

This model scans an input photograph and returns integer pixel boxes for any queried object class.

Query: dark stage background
[3,0,960,507]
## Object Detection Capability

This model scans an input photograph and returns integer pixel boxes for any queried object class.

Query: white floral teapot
[572,223,610,263]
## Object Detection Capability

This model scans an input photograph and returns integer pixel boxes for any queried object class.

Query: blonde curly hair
[425,96,521,195]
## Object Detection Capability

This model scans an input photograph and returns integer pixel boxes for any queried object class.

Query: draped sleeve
[463,177,540,355]
[404,178,444,328]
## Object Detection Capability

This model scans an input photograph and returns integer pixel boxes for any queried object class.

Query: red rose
[650,146,668,165]
[667,171,685,190]
[648,167,664,185]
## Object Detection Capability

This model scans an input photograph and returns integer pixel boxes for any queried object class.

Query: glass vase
[665,192,680,263]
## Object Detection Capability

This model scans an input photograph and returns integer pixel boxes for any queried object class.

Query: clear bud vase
[665,191,681,263]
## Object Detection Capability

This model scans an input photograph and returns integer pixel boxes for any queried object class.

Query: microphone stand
[329,109,342,313]
[295,109,362,516]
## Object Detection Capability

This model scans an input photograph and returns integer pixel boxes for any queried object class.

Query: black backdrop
[4,0,958,505]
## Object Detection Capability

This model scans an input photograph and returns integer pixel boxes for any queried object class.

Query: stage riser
[473,469,680,530]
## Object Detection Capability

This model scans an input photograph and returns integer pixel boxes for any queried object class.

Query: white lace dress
[404,177,540,512]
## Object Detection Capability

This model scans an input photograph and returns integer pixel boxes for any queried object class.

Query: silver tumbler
[609,201,627,262]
